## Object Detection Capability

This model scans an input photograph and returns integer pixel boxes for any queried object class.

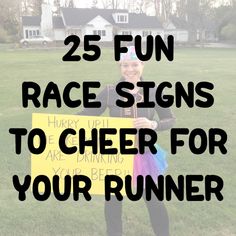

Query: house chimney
[41,2,54,38]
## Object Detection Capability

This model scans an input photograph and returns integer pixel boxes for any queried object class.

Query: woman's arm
[133,87,176,131]
[154,105,176,131]
[133,107,175,131]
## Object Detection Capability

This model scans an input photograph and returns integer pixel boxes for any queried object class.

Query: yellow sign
[31,113,135,195]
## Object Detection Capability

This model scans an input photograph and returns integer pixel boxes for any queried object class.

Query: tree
[100,0,126,9]
[176,0,187,18]
[229,0,236,6]
[174,0,216,42]
[137,0,172,19]
[161,0,172,20]
[0,0,20,41]
[111,0,119,9]
[221,23,236,41]
[31,0,43,15]
[53,0,61,15]
[101,0,110,8]
[21,0,32,15]
[137,0,161,17]
[214,4,236,40]
[61,0,77,8]
[68,0,75,8]
[0,26,9,43]
[214,5,236,32]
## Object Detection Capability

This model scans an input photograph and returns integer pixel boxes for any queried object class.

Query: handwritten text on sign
[31,113,135,195]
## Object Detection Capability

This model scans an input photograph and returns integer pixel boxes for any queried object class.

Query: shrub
[0,26,9,43]
[221,23,236,41]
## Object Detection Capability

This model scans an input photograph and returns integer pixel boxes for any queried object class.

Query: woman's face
[120,60,144,84]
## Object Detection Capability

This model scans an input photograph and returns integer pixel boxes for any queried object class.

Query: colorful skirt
[133,145,168,187]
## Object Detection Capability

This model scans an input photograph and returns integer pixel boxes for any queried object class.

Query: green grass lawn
[0,46,236,236]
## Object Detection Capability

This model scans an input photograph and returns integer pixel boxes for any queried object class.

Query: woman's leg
[144,197,170,236]
[104,195,123,236]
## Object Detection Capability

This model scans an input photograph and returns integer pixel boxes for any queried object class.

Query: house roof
[118,13,162,29]
[61,8,163,29]
[22,15,65,29]
[22,16,41,26]
[61,8,126,26]
[169,16,189,30]
[22,8,163,29]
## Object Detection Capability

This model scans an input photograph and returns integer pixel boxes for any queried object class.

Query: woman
[79,46,175,236]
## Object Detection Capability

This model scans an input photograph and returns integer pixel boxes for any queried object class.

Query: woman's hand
[133,118,158,130]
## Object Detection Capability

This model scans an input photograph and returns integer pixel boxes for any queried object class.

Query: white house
[21,3,189,43]
[163,16,189,43]
[22,4,165,42]
[22,16,41,39]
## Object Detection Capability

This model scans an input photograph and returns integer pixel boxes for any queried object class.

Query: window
[93,30,106,37]
[122,31,132,35]
[26,29,40,38]
[142,31,152,37]
[25,30,29,39]
[119,15,125,22]
[117,14,128,23]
